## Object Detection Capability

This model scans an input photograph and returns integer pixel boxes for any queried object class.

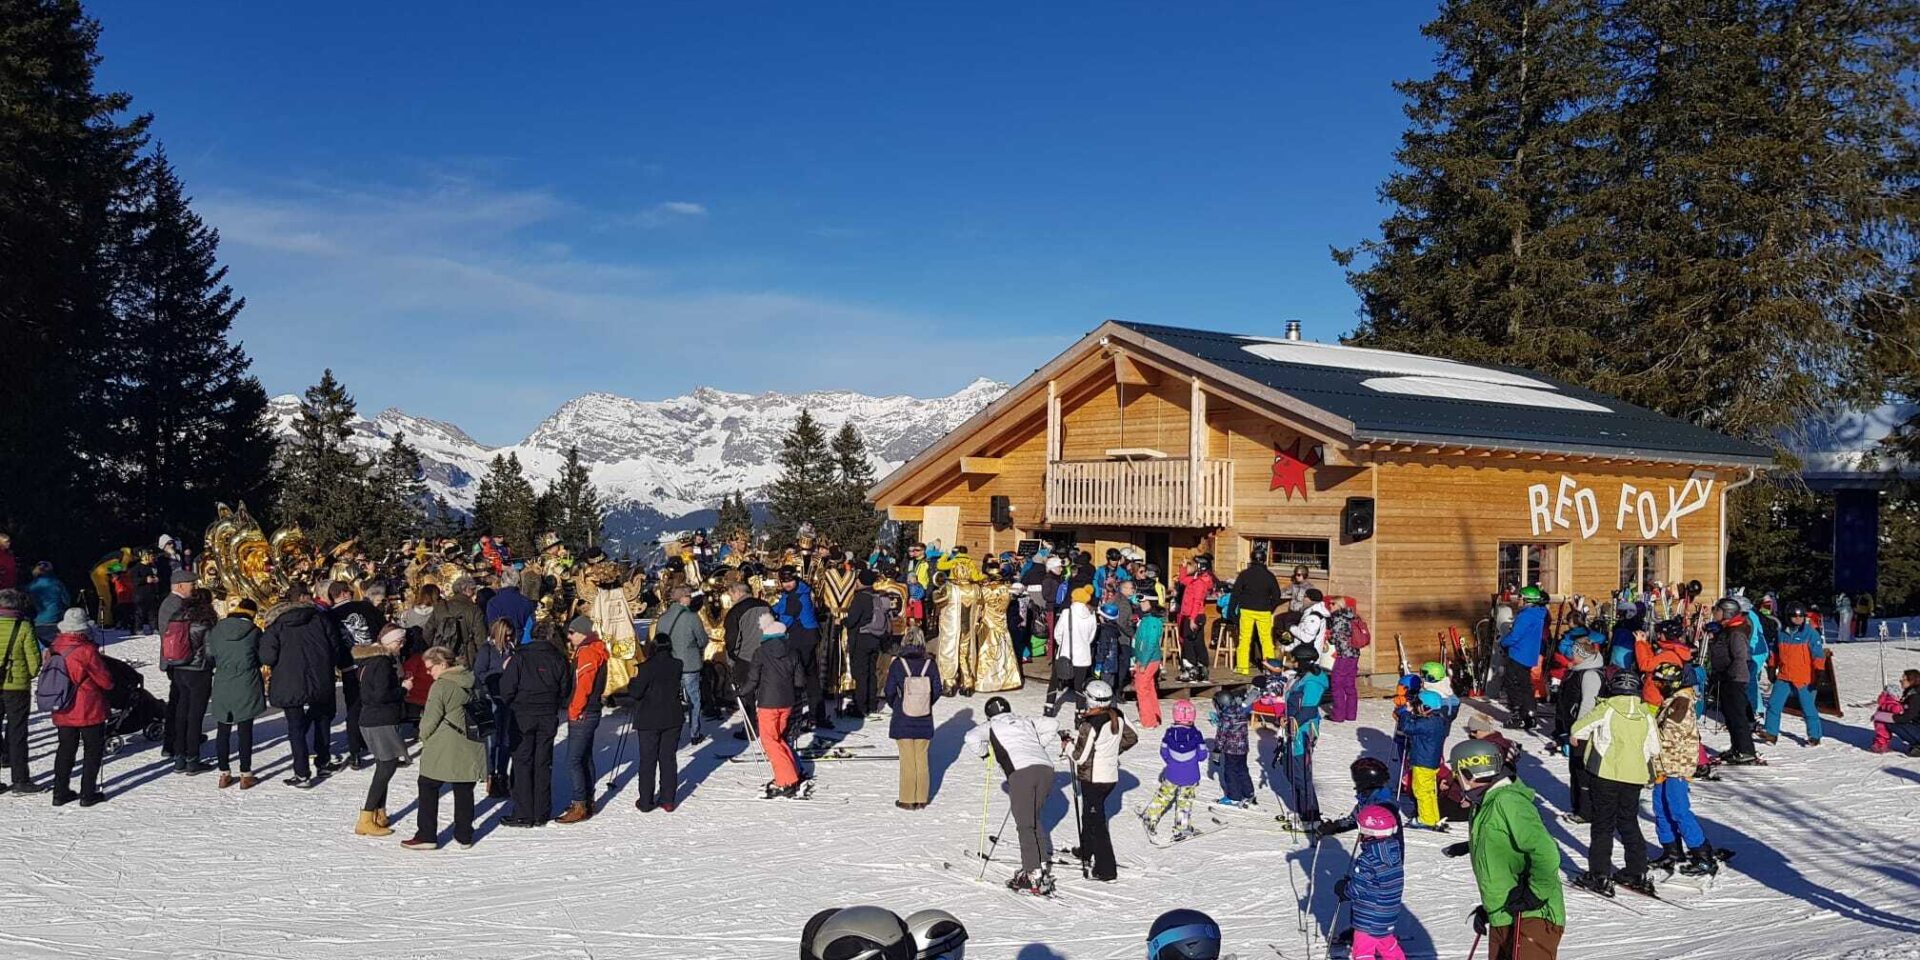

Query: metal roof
[1114,320,1775,466]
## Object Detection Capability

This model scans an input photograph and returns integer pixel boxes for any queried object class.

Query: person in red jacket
[556,616,609,824]
[1635,621,1694,707]
[49,609,114,806]
[0,533,17,592]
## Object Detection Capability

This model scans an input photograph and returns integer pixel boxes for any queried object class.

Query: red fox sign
[1526,475,1715,540]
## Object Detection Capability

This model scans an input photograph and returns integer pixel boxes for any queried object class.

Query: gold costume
[578,559,640,696]
[971,579,1024,693]
[934,570,982,693]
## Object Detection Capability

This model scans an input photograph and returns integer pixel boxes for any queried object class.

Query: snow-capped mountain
[266,378,1007,548]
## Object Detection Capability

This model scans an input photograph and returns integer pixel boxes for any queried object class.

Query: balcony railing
[1045,458,1234,528]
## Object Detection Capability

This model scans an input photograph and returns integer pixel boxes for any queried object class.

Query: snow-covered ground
[3,632,1917,960]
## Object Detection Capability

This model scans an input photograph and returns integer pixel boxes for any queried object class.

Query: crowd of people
[1,525,1917,959]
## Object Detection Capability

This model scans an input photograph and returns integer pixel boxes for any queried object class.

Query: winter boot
[1808,738,1821,747]
[373,808,391,829]
[1755,732,1778,745]
[1649,841,1686,872]
[555,801,593,824]
[1613,869,1657,897]
[1679,845,1720,877]
[486,775,507,799]
[356,810,393,837]
[1571,870,1615,898]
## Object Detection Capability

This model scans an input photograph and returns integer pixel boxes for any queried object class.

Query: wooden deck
[1019,660,1254,699]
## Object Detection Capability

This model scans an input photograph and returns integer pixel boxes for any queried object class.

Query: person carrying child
[1140,699,1209,842]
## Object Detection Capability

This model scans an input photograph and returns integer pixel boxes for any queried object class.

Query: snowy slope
[266,378,1005,547]
[4,635,1916,960]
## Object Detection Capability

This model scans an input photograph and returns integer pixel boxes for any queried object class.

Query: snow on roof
[1238,338,1559,390]
[1360,375,1613,413]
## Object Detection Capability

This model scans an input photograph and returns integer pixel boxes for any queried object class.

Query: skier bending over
[964,696,1063,894]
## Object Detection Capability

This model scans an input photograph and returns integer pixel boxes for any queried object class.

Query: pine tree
[820,423,881,550]
[472,453,538,555]
[715,492,754,542]
[545,445,602,549]
[363,433,429,554]
[276,370,370,546]
[0,0,149,568]
[102,147,275,539]
[765,409,837,547]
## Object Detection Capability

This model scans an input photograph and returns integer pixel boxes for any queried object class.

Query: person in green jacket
[1567,670,1661,898]
[1443,738,1565,960]
[404,646,485,850]
[205,599,267,789]
[0,590,45,794]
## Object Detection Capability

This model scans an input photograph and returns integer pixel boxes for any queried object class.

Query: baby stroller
[101,655,168,756]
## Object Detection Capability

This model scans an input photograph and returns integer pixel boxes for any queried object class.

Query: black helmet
[803,906,912,960]
[1782,601,1809,620]
[1212,690,1242,713]
[1448,739,1504,781]
[1147,909,1222,960]
[1605,670,1645,699]
[1290,643,1319,664]
[1249,544,1268,565]
[984,696,1012,719]
[1350,756,1390,792]
[1652,662,1689,689]
[903,909,968,960]
[1106,548,1123,562]
[1654,619,1687,642]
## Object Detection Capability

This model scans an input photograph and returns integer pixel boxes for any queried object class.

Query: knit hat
[1465,712,1497,735]
[1071,585,1094,604]
[567,615,595,637]
[171,568,198,585]
[1172,700,1197,725]
[1045,557,1063,573]
[57,608,90,633]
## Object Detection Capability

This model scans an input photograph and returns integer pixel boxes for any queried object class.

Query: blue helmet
[1148,909,1221,960]
[1417,690,1444,711]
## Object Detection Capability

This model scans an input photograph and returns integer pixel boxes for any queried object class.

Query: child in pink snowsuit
[1872,684,1903,753]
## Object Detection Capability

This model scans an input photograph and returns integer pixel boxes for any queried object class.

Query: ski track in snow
[2,634,1916,959]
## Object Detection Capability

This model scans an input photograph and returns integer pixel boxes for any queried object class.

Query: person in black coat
[627,640,684,812]
[259,583,351,786]
[500,624,572,826]
[841,573,891,717]
[329,581,386,770]
[353,625,409,836]
[722,583,770,737]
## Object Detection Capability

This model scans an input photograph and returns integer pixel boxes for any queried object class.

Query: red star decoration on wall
[1271,438,1321,500]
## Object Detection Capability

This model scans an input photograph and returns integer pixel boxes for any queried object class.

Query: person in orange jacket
[556,615,609,823]
[1634,620,1694,707]
[1762,602,1826,746]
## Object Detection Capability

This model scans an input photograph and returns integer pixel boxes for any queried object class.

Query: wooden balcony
[1045,458,1234,528]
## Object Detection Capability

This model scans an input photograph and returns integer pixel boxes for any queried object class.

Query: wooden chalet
[869,320,1774,680]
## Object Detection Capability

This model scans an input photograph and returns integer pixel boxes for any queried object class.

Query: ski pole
[736,696,765,758]
[976,753,992,866]
[604,714,630,792]
[980,805,1014,880]
[1467,930,1482,960]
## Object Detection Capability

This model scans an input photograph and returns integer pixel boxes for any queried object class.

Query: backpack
[462,690,495,743]
[160,619,193,668]
[901,657,933,718]
[1349,614,1372,650]
[862,593,893,637]
[35,650,75,713]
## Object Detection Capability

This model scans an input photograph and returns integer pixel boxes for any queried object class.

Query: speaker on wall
[1343,496,1375,541]
[990,495,1014,530]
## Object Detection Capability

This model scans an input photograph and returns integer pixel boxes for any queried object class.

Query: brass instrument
[202,502,308,613]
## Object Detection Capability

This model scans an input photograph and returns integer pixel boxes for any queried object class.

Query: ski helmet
[1290,642,1319,664]
[1212,690,1242,714]
[904,909,968,960]
[1519,585,1547,605]
[1420,661,1446,683]
[1655,619,1687,643]
[1350,757,1390,793]
[1146,909,1222,960]
[1172,700,1198,725]
[1605,670,1645,699]
[1713,597,1742,619]
[1652,662,1689,690]
[1782,600,1809,620]
[1417,689,1444,712]
[1084,679,1115,707]
[1355,804,1398,839]
[983,696,1012,719]
[804,906,913,960]
[1448,738,1504,781]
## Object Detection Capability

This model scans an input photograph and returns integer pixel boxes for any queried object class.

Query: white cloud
[621,199,708,228]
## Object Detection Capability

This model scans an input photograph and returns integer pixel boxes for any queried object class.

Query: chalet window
[1619,543,1669,593]
[1497,542,1560,594]
[1250,536,1331,579]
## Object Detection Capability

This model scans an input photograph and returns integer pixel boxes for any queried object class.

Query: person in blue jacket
[772,566,828,729]
[1501,587,1549,730]
[1282,643,1330,826]
[1396,689,1456,830]
[25,562,70,647]
[1609,601,1645,670]
[1333,804,1407,959]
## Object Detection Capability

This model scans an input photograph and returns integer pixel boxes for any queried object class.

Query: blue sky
[92,1,1436,444]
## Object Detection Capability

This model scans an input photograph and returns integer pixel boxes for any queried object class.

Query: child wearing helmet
[1210,690,1255,808]
[1070,679,1138,881]
[1634,620,1695,707]
[1147,908,1221,960]
[1316,756,1398,838]
[1333,804,1406,960]
[1140,699,1209,842]
[1394,688,1455,830]
[1282,644,1329,825]
[1567,670,1661,897]
[1441,738,1566,959]
[1648,662,1722,878]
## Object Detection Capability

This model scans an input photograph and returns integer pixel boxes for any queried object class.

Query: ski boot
[1613,869,1658,897]
[1720,751,1765,766]
[1649,841,1686,872]
[1170,826,1199,843]
[1679,845,1720,877]
[1570,870,1616,898]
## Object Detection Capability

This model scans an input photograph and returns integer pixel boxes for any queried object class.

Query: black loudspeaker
[990,495,1014,530]
[1343,497,1376,541]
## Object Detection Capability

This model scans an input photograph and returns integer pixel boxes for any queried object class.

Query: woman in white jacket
[1048,586,1098,717]
[1070,679,1138,881]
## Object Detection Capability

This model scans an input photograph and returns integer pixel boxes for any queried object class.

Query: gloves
[1443,841,1470,859]
[1333,878,1349,902]
[1504,885,1546,915]
[1470,906,1489,937]
[1316,819,1346,838]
